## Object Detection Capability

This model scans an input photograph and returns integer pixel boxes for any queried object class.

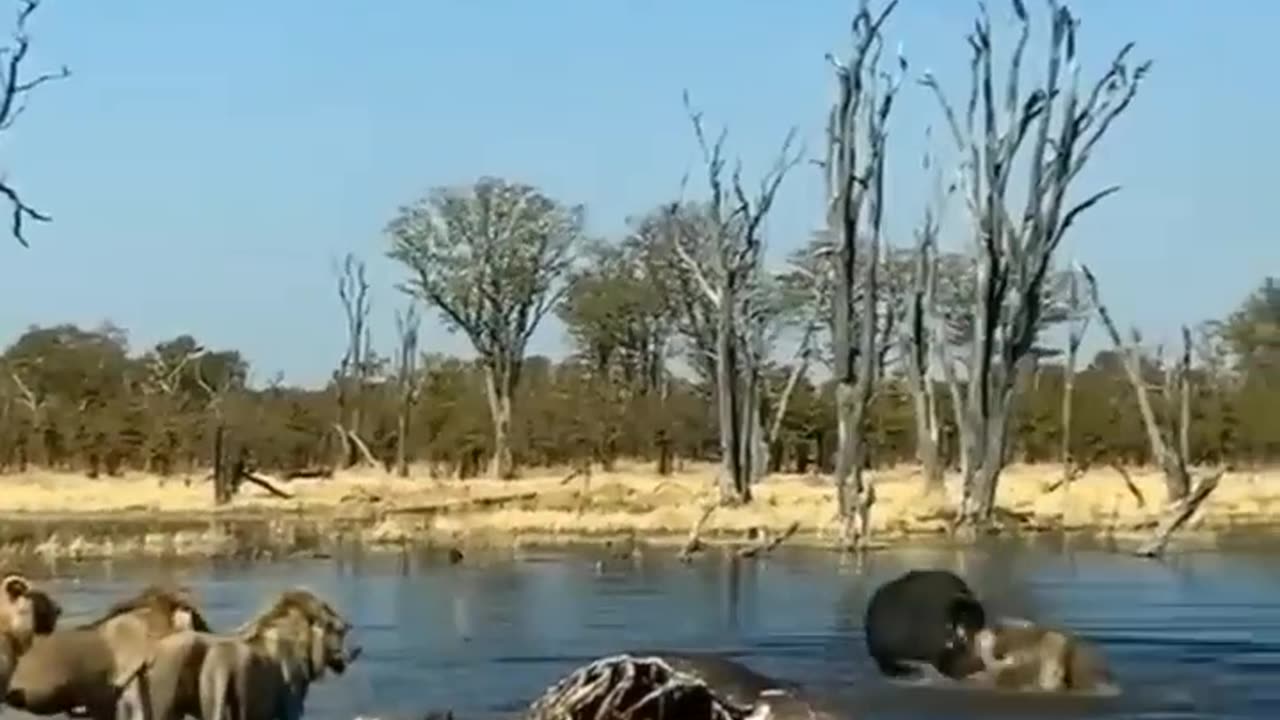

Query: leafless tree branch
[0,0,69,247]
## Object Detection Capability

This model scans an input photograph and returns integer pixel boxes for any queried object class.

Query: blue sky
[2,1,1276,387]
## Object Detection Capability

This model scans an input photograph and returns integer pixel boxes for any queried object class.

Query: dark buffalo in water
[863,569,988,680]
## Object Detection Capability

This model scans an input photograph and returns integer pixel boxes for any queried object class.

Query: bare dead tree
[921,0,1150,526]
[1081,265,1223,558]
[0,0,68,248]
[333,252,378,469]
[668,93,801,505]
[393,300,423,478]
[823,0,904,549]
[900,136,953,493]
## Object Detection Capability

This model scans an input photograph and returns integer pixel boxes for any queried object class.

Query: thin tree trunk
[483,366,515,480]
[715,293,746,503]
[911,382,944,490]
[969,390,1015,519]
[768,327,814,449]
[1060,326,1081,487]
[396,409,411,478]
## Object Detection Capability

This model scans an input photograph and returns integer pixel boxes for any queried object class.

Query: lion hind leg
[199,651,233,720]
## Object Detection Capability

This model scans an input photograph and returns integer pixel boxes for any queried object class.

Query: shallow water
[5,537,1280,720]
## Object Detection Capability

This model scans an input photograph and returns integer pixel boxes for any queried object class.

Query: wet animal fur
[130,588,359,720]
[5,584,208,720]
[966,621,1117,694]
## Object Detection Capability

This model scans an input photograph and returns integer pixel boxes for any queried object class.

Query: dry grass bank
[1,461,1278,558]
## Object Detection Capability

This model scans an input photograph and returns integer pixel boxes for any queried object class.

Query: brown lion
[0,573,62,700]
[5,583,210,720]
[964,618,1117,695]
[128,587,360,720]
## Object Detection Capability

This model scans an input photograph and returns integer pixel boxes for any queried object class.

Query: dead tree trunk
[901,146,949,493]
[394,302,423,478]
[715,278,746,501]
[1082,267,1222,557]
[766,323,816,452]
[922,0,1149,527]
[1058,269,1090,490]
[212,424,234,505]
[825,0,903,549]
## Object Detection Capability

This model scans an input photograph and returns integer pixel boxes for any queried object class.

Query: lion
[0,573,62,700]
[128,587,361,720]
[5,583,210,720]
[963,619,1117,695]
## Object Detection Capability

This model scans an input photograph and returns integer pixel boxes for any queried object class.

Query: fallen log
[384,491,540,515]
[737,521,800,559]
[678,505,717,562]
[242,472,293,500]
[1133,471,1222,558]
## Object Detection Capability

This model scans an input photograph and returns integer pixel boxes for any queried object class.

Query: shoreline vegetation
[2,461,1277,561]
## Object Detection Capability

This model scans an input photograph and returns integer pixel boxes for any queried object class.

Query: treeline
[0,273,1275,479]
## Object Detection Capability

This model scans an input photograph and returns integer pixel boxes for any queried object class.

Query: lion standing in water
[129,588,360,720]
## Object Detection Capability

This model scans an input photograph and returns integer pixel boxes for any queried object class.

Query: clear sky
[2,1,1276,387]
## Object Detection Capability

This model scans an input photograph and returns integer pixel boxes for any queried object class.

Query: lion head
[0,575,39,650]
[245,589,360,679]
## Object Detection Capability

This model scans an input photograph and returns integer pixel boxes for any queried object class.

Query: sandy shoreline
[1,462,1277,560]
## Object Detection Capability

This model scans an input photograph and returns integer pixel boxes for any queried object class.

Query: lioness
[130,588,360,720]
[964,619,1117,694]
[6,583,210,720]
[1,573,62,700]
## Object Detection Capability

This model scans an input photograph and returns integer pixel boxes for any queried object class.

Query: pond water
[5,537,1280,720]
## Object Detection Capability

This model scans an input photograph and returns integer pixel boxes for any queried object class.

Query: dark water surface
[6,538,1280,720]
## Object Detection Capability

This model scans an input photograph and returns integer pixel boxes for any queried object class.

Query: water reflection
[2,540,1279,720]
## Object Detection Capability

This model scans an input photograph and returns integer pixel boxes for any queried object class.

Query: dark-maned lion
[5,583,210,720]
[1,573,62,700]
[130,588,360,720]
[963,619,1117,695]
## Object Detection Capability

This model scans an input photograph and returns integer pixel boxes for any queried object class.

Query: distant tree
[0,0,69,247]
[1219,276,1279,371]
[558,238,671,390]
[387,177,583,479]
[331,252,380,469]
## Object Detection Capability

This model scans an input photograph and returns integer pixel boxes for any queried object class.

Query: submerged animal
[5,583,209,720]
[128,587,361,720]
[864,569,989,680]
[964,619,1118,695]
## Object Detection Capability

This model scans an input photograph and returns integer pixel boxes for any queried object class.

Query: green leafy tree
[387,177,583,479]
